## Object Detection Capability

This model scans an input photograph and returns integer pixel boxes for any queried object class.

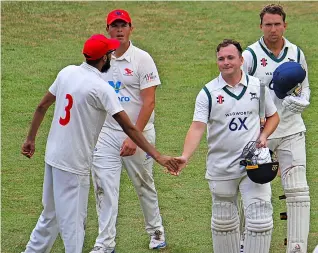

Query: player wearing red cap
[21,34,178,253]
[90,9,166,253]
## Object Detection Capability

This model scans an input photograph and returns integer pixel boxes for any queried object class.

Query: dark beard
[101,57,111,73]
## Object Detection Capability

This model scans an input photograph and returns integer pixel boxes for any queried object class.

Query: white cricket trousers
[23,163,90,253]
[267,132,306,178]
[91,127,163,250]
[209,175,272,216]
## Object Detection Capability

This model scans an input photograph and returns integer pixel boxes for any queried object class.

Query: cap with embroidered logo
[106,9,132,25]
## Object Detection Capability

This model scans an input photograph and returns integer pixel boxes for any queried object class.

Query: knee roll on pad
[211,202,240,253]
[211,202,239,231]
[245,201,273,232]
[283,165,309,199]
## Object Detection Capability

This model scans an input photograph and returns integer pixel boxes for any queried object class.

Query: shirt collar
[259,36,291,53]
[80,62,102,77]
[216,71,248,89]
[111,41,133,62]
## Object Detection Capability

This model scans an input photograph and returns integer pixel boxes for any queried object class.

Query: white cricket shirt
[101,42,161,131]
[194,72,277,180]
[242,37,310,139]
[45,63,123,175]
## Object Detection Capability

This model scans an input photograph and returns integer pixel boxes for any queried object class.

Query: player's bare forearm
[113,111,179,172]
[27,109,48,141]
[26,92,56,140]
[261,112,280,140]
[22,92,55,158]
[120,87,156,156]
[113,111,160,159]
[173,122,206,174]
[135,86,156,131]
[182,121,206,161]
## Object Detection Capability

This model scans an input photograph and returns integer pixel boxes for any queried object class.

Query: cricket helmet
[272,61,306,99]
[240,141,279,184]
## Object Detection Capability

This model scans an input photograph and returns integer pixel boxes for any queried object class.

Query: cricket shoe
[89,246,115,253]
[149,230,166,249]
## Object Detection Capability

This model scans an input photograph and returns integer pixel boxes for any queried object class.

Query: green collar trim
[222,75,249,100]
[258,41,288,62]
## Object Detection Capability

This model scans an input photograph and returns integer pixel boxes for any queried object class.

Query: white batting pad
[283,166,310,253]
[211,202,240,253]
[244,201,273,253]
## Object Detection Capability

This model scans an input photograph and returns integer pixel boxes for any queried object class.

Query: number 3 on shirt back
[59,94,73,126]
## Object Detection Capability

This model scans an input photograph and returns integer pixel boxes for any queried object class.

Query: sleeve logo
[143,72,157,82]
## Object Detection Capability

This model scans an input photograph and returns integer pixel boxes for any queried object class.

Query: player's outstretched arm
[175,121,206,175]
[113,111,179,172]
[21,92,56,158]
[120,86,157,157]
[258,112,280,147]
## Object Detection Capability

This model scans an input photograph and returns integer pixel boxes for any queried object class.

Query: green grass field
[2,1,318,253]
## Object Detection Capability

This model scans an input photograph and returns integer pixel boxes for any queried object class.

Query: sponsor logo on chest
[260,58,268,67]
[107,81,130,102]
[123,68,134,76]
[216,95,224,104]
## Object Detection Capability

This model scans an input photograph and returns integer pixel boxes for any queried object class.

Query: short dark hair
[84,54,103,66]
[260,4,286,24]
[216,39,243,56]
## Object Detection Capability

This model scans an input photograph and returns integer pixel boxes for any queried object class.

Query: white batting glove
[282,95,310,114]
[254,147,271,164]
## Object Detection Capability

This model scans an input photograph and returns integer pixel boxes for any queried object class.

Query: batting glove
[282,95,310,114]
[254,147,271,164]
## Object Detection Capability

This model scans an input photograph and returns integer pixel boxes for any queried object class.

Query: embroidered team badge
[123,68,133,76]
[250,92,259,101]
[216,95,224,104]
[260,58,267,67]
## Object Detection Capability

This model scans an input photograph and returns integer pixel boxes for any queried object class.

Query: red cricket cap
[82,34,120,60]
[106,9,131,25]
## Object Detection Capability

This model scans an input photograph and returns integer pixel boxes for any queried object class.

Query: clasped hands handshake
[155,155,189,176]
[120,137,188,176]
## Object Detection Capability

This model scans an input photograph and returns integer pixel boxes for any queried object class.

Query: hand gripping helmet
[272,61,306,99]
[240,141,279,184]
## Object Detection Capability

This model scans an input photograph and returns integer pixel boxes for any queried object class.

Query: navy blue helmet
[272,62,306,99]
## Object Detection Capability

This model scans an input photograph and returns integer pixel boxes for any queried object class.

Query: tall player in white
[242,4,311,253]
[90,10,166,253]
[175,39,279,253]
[21,34,178,253]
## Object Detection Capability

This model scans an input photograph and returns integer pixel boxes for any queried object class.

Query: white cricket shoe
[89,246,115,253]
[149,230,166,249]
